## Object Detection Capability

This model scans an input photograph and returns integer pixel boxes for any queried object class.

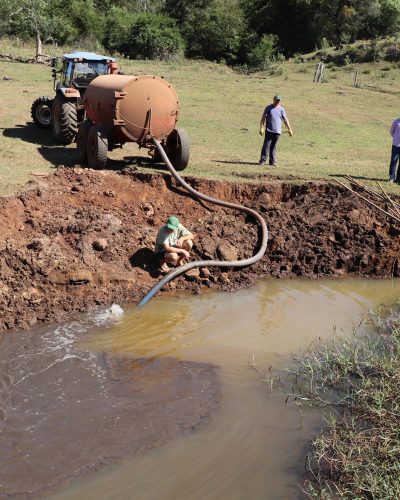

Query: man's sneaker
[389,178,395,184]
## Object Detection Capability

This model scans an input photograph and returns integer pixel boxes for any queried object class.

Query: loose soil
[1,167,399,332]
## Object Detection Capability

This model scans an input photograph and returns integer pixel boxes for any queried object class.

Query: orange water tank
[84,74,180,144]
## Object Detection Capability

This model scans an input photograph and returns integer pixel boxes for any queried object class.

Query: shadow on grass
[212,160,260,166]
[3,122,79,167]
[129,247,160,278]
[329,173,388,182]
[2,122,54,146]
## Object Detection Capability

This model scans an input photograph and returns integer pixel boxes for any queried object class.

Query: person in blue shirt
[259,95,293,166]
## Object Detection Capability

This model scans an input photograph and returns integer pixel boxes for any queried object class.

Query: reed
[292,310,400,498]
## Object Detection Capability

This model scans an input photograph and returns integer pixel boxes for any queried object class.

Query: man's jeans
[260,132,280,165]
[389,145,400,181]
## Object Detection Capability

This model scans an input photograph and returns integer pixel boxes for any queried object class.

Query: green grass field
[1,37,400,195]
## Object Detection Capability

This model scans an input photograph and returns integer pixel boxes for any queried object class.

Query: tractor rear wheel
[77,121,92,164]
[166,128,190,171]
[51,94,78,145]
[87,126,108,170]
[31,96,53,129]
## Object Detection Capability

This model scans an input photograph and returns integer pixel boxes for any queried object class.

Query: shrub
[103,6,136,53]
[124,13,184,60]
[246,34,280,70]
[182,0,245,65]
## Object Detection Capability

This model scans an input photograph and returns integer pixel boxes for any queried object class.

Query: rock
[22,287,41,304]
[101,214,122,229]
[200,267,210,278]
[258,192,272,207]
[103,190,116,198]
[92,238,108,251]
[219,272,230,284]
[141,203,154,217]
[217,241,238,261]
[184,268,200,281]
[201,236,218,258]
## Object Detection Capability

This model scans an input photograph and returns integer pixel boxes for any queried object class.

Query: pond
[1,278,398,499]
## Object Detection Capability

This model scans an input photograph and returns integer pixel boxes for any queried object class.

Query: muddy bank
[0,318,220,498]
[0,167,399,331]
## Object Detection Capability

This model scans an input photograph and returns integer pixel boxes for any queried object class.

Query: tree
[103,6,136,52]
[163,0,213,24]
[123,13,184,60]
[182,0,246,63]
[7,0,51,59]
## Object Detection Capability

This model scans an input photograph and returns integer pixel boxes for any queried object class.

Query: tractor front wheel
[51,95,78,145]
[166,128,190,171]
[31,96,53,129]
[87,126,108,170]
[77,121,92,164]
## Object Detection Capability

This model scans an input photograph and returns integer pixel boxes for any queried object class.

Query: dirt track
[1,166,399,332]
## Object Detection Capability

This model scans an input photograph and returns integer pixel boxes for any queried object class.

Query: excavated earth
[1,166,400,332]
[1,165,399,497]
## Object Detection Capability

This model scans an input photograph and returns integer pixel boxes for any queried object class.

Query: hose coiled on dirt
[137,138,269,307]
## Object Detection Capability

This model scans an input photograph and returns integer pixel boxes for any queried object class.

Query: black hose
[137,138,269,307]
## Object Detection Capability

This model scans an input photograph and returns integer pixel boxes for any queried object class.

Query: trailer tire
[51,94,78,145]
[166,128,190,171]
[77,121,92,164]
[31,96,53,129]
[87,126,108,170]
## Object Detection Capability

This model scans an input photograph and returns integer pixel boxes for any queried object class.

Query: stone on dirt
[185,268,201,280]
[217,241,238,261]
[93,238,108,251]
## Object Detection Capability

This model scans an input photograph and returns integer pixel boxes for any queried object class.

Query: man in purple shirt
[259,95,293,166]
[389,117,400,183]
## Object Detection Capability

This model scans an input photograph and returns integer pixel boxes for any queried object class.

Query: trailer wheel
[166,128,190,171]
[51,94,78,145]
[31,96,53,129]
[77,121,92,164]
[87,126,108,170]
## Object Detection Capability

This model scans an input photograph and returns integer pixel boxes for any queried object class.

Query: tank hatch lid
[63,52,116,62]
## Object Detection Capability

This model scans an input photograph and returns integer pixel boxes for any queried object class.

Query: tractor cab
[52,52,118,96]
[31,51,119,145]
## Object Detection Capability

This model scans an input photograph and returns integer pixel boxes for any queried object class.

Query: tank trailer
[31,52,189,170]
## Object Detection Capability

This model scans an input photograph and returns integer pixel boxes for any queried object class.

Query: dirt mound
[1,167,399,331]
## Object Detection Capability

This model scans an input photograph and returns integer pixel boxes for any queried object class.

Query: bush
[103,6,136,53]
[246,34,280,70]
[182,0,246,65]
[123,13,184,60]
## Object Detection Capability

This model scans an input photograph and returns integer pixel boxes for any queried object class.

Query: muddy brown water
[1,278,399,499]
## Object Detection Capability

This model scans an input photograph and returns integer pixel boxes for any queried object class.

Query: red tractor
[31,52,118,145]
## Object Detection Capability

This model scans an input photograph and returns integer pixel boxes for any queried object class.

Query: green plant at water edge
[294,311,400,498]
